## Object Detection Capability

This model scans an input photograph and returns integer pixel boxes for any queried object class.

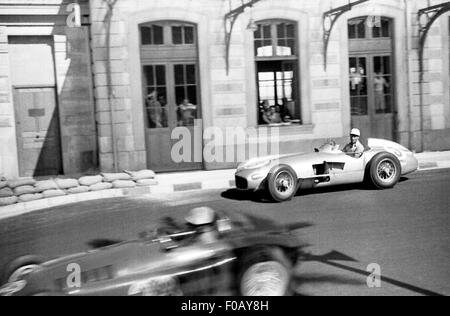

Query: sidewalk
[415,151,450,170]
[1,151,450,221]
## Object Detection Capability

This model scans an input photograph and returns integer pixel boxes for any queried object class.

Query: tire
[368,152,402,189]
[267,165,298,202]
[2,255,45,285]
[238,247,293,296]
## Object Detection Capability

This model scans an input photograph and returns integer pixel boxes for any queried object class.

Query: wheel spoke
[377,160,396,182]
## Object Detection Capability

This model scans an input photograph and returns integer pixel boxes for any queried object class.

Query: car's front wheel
[267,165,298,202]
[238,247,293,296]
[368,152,401,189]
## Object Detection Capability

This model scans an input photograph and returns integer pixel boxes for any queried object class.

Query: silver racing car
[235,138,419,202]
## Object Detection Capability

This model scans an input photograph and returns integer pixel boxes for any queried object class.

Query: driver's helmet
[185,207,217,226]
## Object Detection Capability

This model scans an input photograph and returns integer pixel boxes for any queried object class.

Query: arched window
[253,20,301,126]
[348,16,392,40]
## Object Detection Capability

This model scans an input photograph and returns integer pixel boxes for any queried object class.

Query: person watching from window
[177,98,197,127]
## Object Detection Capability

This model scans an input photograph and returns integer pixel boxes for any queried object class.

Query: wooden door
[349,54,395,141]
[140,22,203,172]
[143,63,202,172]
[13,87,62,177]
[348,17,396,141]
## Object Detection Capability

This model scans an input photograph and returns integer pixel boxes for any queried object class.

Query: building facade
[1,0,449,177]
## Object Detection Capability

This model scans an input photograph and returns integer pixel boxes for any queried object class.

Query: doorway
[348,17,396,141]
[140,22,202,172]
[8,36,63,177]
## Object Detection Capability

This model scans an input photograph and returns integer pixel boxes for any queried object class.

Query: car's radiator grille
[235,176,248,189]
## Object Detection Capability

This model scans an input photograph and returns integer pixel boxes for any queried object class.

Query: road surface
[0,169,449,296]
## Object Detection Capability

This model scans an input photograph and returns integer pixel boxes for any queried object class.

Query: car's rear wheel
[238,247,293,296]
[267,165,298,202]
[368,152,401,189]
[3,256,44,284]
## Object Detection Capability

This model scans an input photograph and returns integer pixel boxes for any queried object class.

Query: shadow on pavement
[222,177,413,203]
[295,250,445,297]
[221,189,277,204]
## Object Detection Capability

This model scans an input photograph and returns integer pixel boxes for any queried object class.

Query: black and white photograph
[0,0,449,299]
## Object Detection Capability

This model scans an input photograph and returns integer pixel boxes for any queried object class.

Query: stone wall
[0,0,98,178]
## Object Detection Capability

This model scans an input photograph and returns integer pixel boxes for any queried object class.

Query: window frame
[348,16,393,40]
[140,21,197,47]
[253,19,301,126]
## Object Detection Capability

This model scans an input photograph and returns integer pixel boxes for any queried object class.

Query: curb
[419,161,450,171]
[0,186,153,221]
[0,179,237,221]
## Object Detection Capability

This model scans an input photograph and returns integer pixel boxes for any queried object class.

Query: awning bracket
[224,0,264,75]
[418,1,450,81]
[322,0,369,71]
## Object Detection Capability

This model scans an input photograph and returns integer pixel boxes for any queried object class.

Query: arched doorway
[348,16,396,141]
[139,21,202,172]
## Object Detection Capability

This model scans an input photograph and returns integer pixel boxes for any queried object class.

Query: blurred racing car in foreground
[0,208,306,296]
[235,138,418,202]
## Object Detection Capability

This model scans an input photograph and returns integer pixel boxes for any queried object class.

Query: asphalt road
[0,169,449,296]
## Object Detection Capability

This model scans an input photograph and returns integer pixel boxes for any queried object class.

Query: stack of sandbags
[125,170,157,186]
[72,175,102,193]
[0,195,18,206]
[101,172,135,189]
[7,179,43,203]
[86,174,112,191]
[0,179,17,206]
[35,179,59,192]
[18,193,44,203]
[0,177,7,189]
[40,178,77,198]
[112,180,136,189]
[102,172,131,182]
[89,182,113,191]
[0,187,13,198]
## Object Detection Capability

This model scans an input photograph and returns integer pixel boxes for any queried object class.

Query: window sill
[254,124,315,135]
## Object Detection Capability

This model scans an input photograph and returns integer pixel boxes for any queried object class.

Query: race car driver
[343,128,365,157]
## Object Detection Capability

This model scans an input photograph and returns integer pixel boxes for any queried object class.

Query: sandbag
[66,186,90,194]
[125,170,156,181]
[18,193,44,203]
[55,178,79,190]
[7,178,36,189]
[42,189,66,198]
[136,179,158,187]
[13,185,36,196]
[34,179,58,192]
[102,173,131,183]
[89,182,113,192]
[112,180,136,189]
[0,196,18,206]
[0,187,14,198]
[0,181,7,189]
[78,175,103,186]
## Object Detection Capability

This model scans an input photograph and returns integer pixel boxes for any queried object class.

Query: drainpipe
[105,0,119,172]
[404,0,414,150]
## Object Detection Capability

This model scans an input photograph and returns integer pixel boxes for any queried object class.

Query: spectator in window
[158,95,168,127]
[281,98,293,122]
[271,106,282,124]
[177,98,197,126]
[146,91,163,128]
[374,72,389,113]
[260,100,272,125]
